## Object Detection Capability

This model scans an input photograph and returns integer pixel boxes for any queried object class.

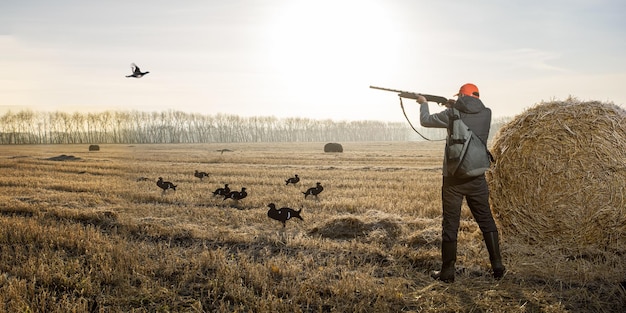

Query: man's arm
[419,102,449,128]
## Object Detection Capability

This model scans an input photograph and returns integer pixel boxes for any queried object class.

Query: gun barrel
[369,86,403,93]
[370,85,448,105]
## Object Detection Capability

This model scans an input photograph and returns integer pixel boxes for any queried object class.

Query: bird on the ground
[267,203,303,227]
[156,177,177,194]
[285,174,300,186]
[224,187,247,201]
[126,63,149,78]
[194,170,209,181]
[212,184,230,196]
[216,149,233,154]
[303,182,323,199]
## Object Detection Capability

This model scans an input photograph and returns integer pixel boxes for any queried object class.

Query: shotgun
[370,85,448,105]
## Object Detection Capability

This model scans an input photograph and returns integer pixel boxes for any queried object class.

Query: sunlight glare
[266,0,403,118]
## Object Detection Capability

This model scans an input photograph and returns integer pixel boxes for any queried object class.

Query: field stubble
[0,142,624,312]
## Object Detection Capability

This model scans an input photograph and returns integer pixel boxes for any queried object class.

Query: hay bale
[89,144,100,151]
[324,142,343,153]
[487,98,626,248]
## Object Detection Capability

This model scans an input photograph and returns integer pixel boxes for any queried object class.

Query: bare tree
[1,109,464,144]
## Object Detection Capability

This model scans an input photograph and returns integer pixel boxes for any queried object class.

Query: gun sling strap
[398,97,445,141]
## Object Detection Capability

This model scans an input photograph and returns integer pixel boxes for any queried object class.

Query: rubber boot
[431,241,456,283]
[483,231,506,279]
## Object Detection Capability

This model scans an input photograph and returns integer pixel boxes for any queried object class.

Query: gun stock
[370,85,448,105]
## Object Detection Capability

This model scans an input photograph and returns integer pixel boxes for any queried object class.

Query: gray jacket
[420,96,492,176]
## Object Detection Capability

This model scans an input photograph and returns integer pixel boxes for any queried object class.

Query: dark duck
[302,182,323,199]
[212,184,230,196]
[285,174,300,186]
[194,170,209,181]
[126,63,149,78]
[224,187,247,201]
[156,177,177,194]
[267,203,303,227]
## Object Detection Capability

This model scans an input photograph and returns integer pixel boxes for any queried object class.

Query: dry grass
[0,142,624,312]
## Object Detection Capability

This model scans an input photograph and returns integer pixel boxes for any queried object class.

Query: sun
[264,0,403,117]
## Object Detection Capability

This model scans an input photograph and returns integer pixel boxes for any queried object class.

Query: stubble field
[0,142,624,312]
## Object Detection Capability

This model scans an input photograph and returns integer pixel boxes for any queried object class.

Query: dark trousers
[441,175,498,242]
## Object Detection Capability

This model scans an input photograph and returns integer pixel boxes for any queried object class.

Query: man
[416,83,505,283]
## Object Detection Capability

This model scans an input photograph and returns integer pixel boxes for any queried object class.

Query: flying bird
[126,63,149,78]
[285,174,300,186]
[194,170,209,181]
[156,177,177,194]
[303,182,323,199]
[267,203,303,227]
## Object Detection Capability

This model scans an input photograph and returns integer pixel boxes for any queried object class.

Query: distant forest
[0,110,510,144]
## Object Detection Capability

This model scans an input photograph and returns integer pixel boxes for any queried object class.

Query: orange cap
[455,83,480,98]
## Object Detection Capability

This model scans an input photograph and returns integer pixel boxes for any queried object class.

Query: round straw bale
[324,142,343,153]
[487,98,626,248]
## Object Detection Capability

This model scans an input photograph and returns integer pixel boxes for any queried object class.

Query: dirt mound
[46,155,82,161]
[309,214,402,246]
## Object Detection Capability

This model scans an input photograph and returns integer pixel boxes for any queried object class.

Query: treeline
[0,110,458,144]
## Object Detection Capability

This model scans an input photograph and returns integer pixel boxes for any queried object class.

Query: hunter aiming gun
[369,86,448,105]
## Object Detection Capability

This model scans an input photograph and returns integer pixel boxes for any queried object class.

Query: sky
[1,0,625,122]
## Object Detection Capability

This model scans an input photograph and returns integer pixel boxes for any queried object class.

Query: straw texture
[487,98,626,248]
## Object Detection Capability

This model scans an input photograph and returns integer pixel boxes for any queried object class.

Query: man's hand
[416,95,427,104]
